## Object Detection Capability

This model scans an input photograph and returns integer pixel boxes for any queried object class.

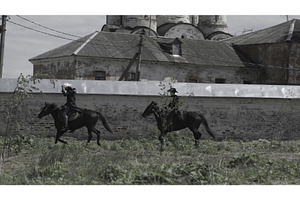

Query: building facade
[224,19,300,85]
[30,16,300,85]
[30,31,259,84]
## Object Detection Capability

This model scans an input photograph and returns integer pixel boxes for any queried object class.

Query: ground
[1,133,300,185]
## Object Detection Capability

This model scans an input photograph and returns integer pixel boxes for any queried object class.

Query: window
[126,72,136,81]
[215,15,219,22]
[243,80,252,84]
[157,38,182,56]
[95,71,106,80]
[172,43,182,56]
[188,79,198,83]
[215,78,226,84]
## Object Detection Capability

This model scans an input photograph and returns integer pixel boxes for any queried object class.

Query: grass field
[1,132,300,185]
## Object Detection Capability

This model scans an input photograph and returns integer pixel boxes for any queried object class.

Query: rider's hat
[62,82,72,89]
[168,88,178,93]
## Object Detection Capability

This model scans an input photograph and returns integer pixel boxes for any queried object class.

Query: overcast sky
[1,1,300,78]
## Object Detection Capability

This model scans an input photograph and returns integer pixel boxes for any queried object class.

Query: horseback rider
[61,82,77,131]
[167,87,183,121]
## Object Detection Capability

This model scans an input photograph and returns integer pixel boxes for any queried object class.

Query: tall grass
[1,134,300,185]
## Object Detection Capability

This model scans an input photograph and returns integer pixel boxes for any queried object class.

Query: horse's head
[38,102,58,118]
[142,101,158,118]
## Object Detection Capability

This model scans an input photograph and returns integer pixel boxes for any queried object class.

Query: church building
[29,15,300,85]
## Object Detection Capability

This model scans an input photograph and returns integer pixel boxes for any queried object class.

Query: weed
[1,136,300,185]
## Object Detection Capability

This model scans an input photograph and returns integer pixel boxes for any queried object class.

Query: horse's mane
[45,102,59,110]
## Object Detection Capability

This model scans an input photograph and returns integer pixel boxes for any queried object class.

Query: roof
[30,31,252,68]
[206,31,232,41]
[157,23,205,40]
[157,23,180,36]
[224,19,300,45]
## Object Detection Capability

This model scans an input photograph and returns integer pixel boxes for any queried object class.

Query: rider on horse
[167,87,183,121]
[61,82,77,131]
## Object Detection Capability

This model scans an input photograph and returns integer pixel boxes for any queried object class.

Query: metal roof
[223,19,300,45]
[30,31,251,68]
[30,33,95,60]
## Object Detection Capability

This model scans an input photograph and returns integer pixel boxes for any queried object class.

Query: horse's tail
[97,112,113,134]
[199,113,215,140]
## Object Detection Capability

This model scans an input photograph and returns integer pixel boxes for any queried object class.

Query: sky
[1,0,300,79]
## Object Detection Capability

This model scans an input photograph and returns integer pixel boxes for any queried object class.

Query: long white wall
[1,78,300,141]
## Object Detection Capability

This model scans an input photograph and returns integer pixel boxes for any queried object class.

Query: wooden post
[0,15,7,78]
[118,53,139,81]
[135,29,144,81]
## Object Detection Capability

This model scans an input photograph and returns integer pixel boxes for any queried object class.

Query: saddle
[58,107,83,122]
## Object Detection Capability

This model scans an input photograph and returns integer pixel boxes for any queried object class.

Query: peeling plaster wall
[288,43,300,83]
[32,57,259,84]
[163,24,205,40]
[156,15,191,27]
[198,15,228,36]
[234,43,295,84]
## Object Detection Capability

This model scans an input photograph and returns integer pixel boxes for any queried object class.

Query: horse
[38,102,113,146]
[142,101,215,151]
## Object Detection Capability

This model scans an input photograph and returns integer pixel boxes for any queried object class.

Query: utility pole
[0,15,7,78]
[118,29,144,81]
[135,29,144,81]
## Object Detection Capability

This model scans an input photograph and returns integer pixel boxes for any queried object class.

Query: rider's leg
[62,106,69,130]
[175,110,183,121]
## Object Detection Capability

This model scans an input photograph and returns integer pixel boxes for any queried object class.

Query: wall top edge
[1,78,300,99]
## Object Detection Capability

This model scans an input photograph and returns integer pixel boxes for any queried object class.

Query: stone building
[102,15,231,40]
[224,19,300,85]
[29,16,300,85]
[30,31,258,83]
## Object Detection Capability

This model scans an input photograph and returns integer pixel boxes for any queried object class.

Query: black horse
[142,101,215,150]
[38,102,113,146]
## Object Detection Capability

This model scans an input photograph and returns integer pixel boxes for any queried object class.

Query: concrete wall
[1,78,300,141]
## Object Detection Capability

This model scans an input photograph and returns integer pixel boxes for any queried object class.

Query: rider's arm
[61,86,68,96]
[62,87,76,96]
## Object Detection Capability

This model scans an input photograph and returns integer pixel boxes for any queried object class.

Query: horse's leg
[192,130,202,147]
[187,116,202,147]
[91,127,101,146]
[188,125,202,147]
[55,130,68,144]
[58,138,68,144]
[159,131,165,152]
[87,128,93,143]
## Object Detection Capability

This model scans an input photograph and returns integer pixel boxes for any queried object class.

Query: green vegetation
[1,133,300,185]
[1,74,300,185]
